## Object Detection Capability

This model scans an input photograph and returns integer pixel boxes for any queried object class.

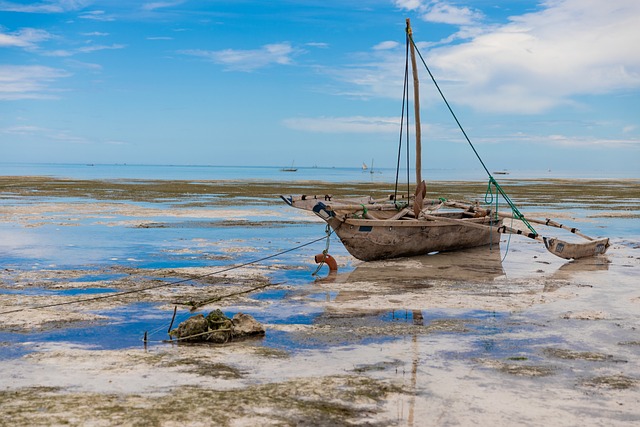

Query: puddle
[0,287,118,296]
[69,273,128,283]
[0,302,172,359]
[251,289,290,300]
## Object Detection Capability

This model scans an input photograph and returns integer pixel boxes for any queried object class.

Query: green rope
[501,215,514,262]
[487,176,537,236]
[352,204,368,218]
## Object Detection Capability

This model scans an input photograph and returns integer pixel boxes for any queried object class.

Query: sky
[1,0,639,174]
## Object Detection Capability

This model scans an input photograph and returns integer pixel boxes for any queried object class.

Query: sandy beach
[0,176,639,426]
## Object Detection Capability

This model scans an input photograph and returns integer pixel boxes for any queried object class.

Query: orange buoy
[314,253,338,271]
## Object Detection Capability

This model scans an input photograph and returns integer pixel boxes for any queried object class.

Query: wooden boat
[282,19,608,262]
[282,194,501,261]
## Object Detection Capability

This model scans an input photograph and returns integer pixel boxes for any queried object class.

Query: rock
[232,313,266,338]
[168,314,209,342]
[169,310,264,343]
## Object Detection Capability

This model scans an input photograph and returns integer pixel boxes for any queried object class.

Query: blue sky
[1,0,639,174]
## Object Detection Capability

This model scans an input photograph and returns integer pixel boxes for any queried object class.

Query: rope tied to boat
[352,204,368,219]
[312,224,333,276]
[484,176,537,236]
[0,231,335,316]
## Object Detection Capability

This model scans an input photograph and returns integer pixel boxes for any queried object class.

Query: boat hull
[327,216,501,261]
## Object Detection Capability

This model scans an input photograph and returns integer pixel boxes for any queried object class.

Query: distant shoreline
[1,176,638,217]
[1,162,637,182]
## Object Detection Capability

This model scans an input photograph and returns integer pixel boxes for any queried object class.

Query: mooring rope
[311,224,333,276]
[0,233,334,316]
[394,34,411,205]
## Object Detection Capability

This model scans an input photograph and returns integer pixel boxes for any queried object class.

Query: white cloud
[79,10,115,21]
[306,42,329,49]
[337,0,640,114]
[82,32,109,37]
[319,48,406,100]
[44,43,125,57]
[426,0,640,113]
[3,125,88,143]
[0,65,70,100]
[181,42,297,72]
[3,125,129,146]
[395,1,483,26]
[283,116,401,133]
[543,134,640,148]
[0,0,90,13]
[394,0,422,11]
[0,28,52,49]
[141,1,186,11]
[76,43,125,53]
[421,2,483,26]
[65,59,102,71]
[373,41,399,50]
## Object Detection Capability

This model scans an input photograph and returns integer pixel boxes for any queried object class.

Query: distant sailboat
[281,161,297,172]
[362,162,368,171]
[369,158,375,174]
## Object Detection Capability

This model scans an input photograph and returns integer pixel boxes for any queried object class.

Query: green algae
[353,359,404,373]
[475,358,556,377]
[0,376,403,426]
[581,375,637,390]
[543,348,614,361]
[498,363,555,377]
[166,359,244,379]
[2,176,638,212]
[618,341,640,346]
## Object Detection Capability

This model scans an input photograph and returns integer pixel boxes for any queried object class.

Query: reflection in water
[317,246,505,285]
[408,310,423,426]
[306,247,613,425]
[553,256,610,280]
[310,248,507,425]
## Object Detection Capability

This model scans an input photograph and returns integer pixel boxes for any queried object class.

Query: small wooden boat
[282,194,501,261]
[282,19,608,262]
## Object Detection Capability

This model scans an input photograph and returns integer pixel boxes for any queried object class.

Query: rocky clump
[169,309,265,343]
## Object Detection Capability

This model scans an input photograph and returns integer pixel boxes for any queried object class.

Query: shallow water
[0,176,638,425]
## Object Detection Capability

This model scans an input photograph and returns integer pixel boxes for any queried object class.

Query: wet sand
[0,177,639,426]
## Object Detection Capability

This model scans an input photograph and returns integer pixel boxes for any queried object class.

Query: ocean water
[1,162,637,182]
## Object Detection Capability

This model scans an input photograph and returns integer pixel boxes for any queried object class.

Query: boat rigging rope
[0,232,334,316]
[394,32,412,206]
[407,32,538,237]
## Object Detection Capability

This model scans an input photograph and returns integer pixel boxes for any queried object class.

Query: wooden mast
[406,18,422,186]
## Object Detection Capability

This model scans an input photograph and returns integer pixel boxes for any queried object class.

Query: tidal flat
[0,176,639,426]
